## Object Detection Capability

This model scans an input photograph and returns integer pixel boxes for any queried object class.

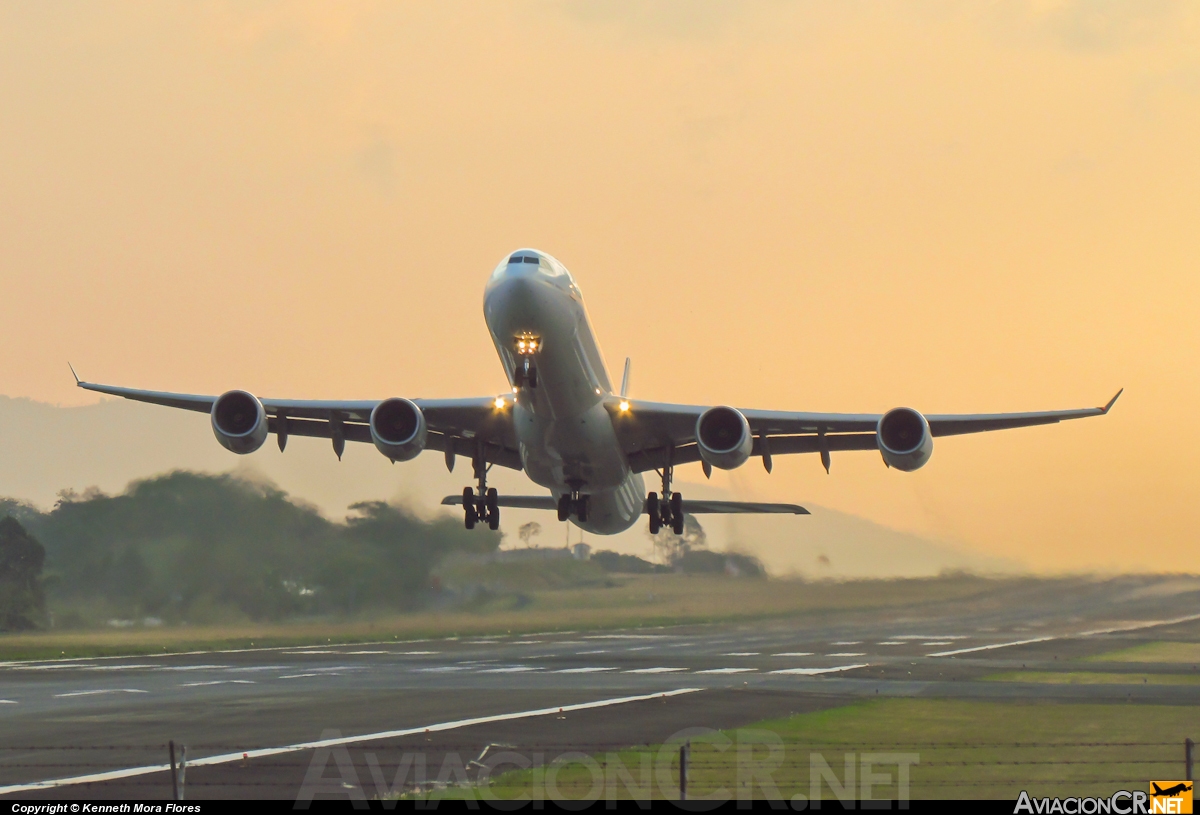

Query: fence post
[680,740,689,800]
[1187,738,1194,782]
[178,745,187,801]
[169,741,178,801]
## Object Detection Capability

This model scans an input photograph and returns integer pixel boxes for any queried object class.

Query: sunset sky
[1,2,1196,571]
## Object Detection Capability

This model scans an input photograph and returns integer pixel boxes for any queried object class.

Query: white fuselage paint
[483,249,645,535]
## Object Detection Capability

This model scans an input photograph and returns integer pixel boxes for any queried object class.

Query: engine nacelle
[370,398,427,462]
[695,406,753,470]
[211,390,268,455]
[877,407,933,472]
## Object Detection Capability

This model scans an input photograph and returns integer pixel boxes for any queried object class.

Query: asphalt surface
[2,574,1199,799]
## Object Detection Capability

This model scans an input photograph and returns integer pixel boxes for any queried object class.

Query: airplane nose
[484,271,554,335]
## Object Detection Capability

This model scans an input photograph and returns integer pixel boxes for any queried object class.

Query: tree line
[0,471,500,629]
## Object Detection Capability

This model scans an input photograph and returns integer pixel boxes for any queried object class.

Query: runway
[2,575,1198,798]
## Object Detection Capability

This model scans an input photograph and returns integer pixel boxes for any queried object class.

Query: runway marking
[179,680,256,687]
[554,667,617,673]
[8,664,99,671]
[400,651,440,655]
[773,652,813,657]
[582,635,666,640]
[279,673,321,679]
[624,668,686,674]
[577,649,609,655]
[696,668,757,674]
[770,664,869,675]
[626,647,653,651]
[0,687,706,796]
[827,653,866,657]
[227,665,288,672]
[924,612,1200,657]
[54,689,147,698]
[154,665,229,671]
[922,641,953,646]
[83,664,159,671]
[921,638,1056,657]
[893,635,968,641]
[479,667,540,673]
[346,650,392,655]
[512,640,543,645]
[831,641,862,646]
[723,652,760,657]
[283,650,339,655]
[878,642,904,646]
[414,666,472,673]
[0,700,16,704]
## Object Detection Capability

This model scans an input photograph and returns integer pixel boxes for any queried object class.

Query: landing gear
[557,487,590,523]
[646,465,684,535]
[514,357,538,389]
[462,459,500,530]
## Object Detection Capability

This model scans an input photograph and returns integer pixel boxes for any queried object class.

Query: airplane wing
[440,495,808,515]
[74,378,524,470]
[608,390,1122,473]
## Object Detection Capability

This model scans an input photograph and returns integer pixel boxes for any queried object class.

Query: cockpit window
[523,256,539,264]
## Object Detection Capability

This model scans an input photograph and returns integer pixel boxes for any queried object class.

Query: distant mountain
[0,395,1022,578]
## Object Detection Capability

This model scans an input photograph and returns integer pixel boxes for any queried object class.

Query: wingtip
[1102,388,1124,413]
[67,362,80,385]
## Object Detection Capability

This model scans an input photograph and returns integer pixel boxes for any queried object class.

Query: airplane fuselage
[483,250,645,534]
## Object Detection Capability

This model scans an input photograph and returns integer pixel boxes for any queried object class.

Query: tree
[0,517,46,631]
[517,521,542,548]
[650,514,707,566]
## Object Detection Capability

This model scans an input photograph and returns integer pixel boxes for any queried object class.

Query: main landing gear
[463,458,499,531]
[646,465,684,535]
[557,483,590,523]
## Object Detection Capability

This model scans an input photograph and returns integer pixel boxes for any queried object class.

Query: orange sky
[0,1,1196,571]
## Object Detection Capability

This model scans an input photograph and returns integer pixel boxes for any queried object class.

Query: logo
[1150,781,1193,815]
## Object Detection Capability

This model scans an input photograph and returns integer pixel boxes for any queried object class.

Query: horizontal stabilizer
[441,495,558,510]
[679,500,808,515]
[441,495,808,515]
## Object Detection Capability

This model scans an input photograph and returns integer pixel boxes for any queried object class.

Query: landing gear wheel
[463,486,478,530]
[646,493,660,534]
[670,493,684,535]
[486,488,499,530]
[574,495,589,523]
[557,494,571,522]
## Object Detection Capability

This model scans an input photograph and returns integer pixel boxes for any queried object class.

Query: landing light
[618,400,630,413]
[494,397,506,410]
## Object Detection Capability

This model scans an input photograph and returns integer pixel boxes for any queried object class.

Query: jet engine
[877,407,933,471]
[211,390,268,455]
[370,398,427,462]
[695,406,753,470]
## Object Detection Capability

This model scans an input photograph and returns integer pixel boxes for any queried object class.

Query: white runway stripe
[0,700,16,704]
[554,667,617,673]
[624,667,686,674]
[54,689,147,698]
[0,688,703,795]
[695,668,756,674]
[479,667,540,673]
[927,636,1055,657]
[827,653,865,657]
[772,652,813,657]
[723,652,760,657]
[770,664,869,675]
[179,680,256,687]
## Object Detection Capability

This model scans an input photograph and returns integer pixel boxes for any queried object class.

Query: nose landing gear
[557,483,590,523]
[646,465,684,535]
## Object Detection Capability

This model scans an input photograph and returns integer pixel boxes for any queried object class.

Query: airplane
[72,248,1121,536]
[1152,783,1193,797]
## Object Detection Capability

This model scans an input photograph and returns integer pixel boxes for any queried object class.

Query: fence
[0,736,1195,802]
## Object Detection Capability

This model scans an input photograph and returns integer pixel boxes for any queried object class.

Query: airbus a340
[74,249,1120,536]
